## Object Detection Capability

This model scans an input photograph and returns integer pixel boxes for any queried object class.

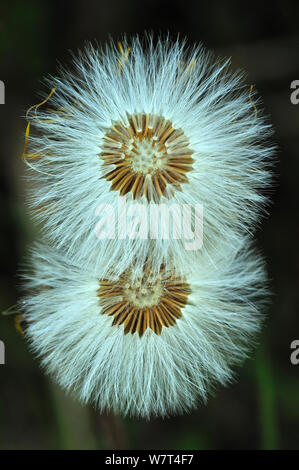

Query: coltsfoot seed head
[21,240,268,418]
[23,35,274,277]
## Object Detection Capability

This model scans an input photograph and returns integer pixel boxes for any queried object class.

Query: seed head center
[100,113,194,201]
[124,277,163,308]
[97,265,190,336]
[130,139,165,174]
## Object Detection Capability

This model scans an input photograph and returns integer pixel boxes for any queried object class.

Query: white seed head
[21,240,268,418]
[23,36,274,277]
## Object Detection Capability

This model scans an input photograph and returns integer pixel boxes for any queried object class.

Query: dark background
[0,0,299,450]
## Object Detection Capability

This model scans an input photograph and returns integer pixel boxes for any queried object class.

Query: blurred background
[0,0,298,450]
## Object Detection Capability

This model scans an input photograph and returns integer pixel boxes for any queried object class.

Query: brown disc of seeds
[99,113,194,202]
[97,265,191,337]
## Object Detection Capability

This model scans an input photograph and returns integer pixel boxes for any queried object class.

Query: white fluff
[23,36,274,277]
[21,239,268,418]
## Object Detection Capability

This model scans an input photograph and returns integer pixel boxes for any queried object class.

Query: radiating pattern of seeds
[100,113,194,202]
[97,265,191,336]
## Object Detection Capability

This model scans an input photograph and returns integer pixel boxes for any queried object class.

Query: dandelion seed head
[21,240,268,418]
[23,35,274,276]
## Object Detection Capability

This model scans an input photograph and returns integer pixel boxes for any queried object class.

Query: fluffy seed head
[23,35,274,277]
[21,240,268,418]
